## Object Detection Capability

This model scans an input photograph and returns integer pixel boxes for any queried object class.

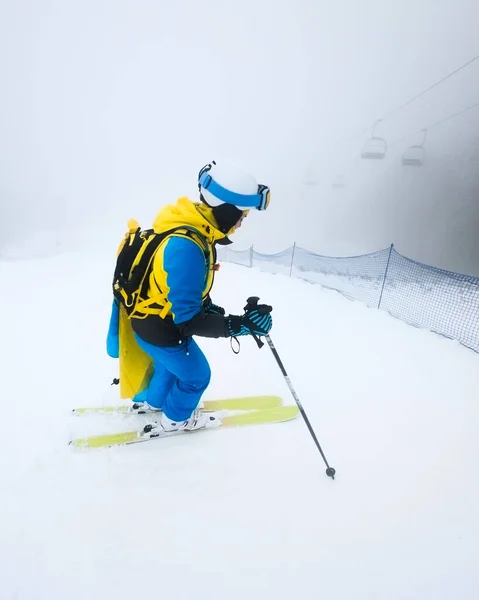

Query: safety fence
[216,244,479,354]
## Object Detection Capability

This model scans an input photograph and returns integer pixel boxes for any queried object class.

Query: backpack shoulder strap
[167,225,209,256]
[113,223,211,318]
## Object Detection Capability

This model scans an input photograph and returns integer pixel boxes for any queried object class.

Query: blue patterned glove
[227,305,273,337]
[204,298,225,316]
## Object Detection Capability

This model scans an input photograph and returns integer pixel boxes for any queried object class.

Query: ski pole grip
[245,296,272,315]
[245,296,260,311]
[245,296,265,348]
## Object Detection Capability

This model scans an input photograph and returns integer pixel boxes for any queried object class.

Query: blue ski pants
[133,335,211,421]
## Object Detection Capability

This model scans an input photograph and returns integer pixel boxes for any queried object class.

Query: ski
[69,405,299,449]
[72,395,283,416]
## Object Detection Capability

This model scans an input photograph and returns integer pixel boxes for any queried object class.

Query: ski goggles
[198,164,271,211]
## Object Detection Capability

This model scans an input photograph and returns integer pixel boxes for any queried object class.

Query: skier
[106,160,273,432]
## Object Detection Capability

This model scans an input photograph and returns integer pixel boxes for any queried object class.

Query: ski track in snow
[1,249,478,600]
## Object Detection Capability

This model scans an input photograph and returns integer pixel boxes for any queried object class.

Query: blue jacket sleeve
[163,236,206,324]
[106,299,120,358]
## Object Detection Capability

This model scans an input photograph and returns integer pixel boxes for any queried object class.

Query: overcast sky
[1,0,478,273]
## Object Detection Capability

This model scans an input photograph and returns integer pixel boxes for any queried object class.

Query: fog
[1,0,478,274]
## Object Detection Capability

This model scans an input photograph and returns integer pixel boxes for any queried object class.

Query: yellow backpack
[112,219,209,319]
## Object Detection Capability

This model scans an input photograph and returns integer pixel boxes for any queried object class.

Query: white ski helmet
[198,161,270,211]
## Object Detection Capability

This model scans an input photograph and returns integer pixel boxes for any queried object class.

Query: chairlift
[361,120,387,160]
[332,175,345,189]
[402,129,427,166]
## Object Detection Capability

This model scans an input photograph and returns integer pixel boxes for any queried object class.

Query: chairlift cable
[424,99,479,130]
[356,51,479,136]
[390,99,479,147]
[380,53,479,122]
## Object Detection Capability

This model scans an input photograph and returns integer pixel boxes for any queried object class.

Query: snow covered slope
[1,249,478,600]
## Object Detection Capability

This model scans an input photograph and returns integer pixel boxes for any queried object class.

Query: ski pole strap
[230,337,241,354]
[250,331,264,348]
[242,316,265,348]
[252,333,264,348]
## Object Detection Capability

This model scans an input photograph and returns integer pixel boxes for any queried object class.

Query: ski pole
[245,296,336,480]
[264,334,336,479]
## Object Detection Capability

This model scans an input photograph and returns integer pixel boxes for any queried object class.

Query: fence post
[289,242,296,277]
[250,245,253,268]
[378,243,394,309]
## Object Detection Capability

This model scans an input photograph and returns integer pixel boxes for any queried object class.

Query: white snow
[1,249,479,600]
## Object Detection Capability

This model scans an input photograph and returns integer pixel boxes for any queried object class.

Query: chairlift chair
[402,146,425,166]
[361,119,387,160]
[401,129,427,166]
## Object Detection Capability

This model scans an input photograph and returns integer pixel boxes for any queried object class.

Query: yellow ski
[70,405,299,449]
[72,395,283,416]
